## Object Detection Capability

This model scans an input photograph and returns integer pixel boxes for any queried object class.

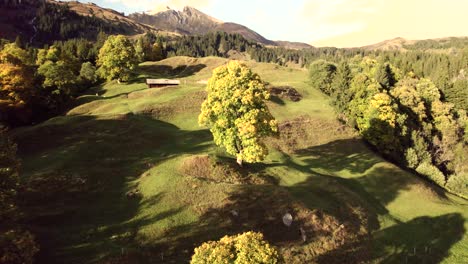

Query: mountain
[0,1,312,49]
[274,40,313,50]
[129,6,220,36]
[361,37,416,51]
[215,22,276,46]
[62,1,156,34]
[129,6,312,49]
[362,36,468,51]
[0,0,172,45]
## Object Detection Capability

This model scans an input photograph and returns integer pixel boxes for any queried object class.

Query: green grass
[13,57,468,263]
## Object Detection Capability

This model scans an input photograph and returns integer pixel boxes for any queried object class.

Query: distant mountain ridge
[361,36,468,51]
[361,37,416,51]
[129,6,311,49]
[0,0,312,49]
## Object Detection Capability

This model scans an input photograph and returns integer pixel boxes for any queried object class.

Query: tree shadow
[295,138,382,175]
[317,213,466,264]
[269,95,286,105]
[279,144,416,210]
[274,139,460,262]
[13,114,212,263]
[129,64,207,84]
[130,184,315,263]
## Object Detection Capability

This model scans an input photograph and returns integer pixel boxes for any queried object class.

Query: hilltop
[361,36,468,51]
[362,37,416,51]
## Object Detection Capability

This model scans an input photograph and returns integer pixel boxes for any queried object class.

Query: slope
[0,0,171,45]
[361,37,416,51]
[13,57,468,263]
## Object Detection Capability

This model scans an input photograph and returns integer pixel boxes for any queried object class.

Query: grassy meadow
[13,57,468,263]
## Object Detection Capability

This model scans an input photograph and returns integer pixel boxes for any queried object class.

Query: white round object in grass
[230,210,239,217]
[282,213,293,227]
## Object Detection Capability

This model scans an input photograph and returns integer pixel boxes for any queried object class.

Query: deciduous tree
[191,232,280,264]
[199,61,278,166]
[96,35,138,83]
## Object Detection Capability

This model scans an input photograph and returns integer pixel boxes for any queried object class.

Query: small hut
[146,79,180,88]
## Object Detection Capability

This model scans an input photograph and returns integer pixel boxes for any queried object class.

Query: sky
[67,0,468,47]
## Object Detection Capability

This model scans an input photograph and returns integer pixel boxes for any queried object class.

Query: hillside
[58,1,157,34]
[362,37,416,51]
[275,40,314,50]
[0,0,168,45]
[12,57,468,263]
[215,22,276,46]
[129,6,311,48]
[0,0,44,41]
[361,36,468,51]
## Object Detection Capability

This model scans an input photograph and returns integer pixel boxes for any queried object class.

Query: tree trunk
[235,139,243,167]
[236,156,243,167]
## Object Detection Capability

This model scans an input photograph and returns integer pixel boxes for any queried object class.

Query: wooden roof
[146,79,180,85]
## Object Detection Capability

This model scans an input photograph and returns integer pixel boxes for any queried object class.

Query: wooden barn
[146,79,180,88]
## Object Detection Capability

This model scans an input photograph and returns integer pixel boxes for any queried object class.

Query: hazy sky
[67,0,468,47]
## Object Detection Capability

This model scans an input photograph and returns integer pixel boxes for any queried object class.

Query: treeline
[309,58,468,197]
[165,32,262,58]
[0,32,165,126]
[163,31,362,67]
[0,33,148,262]
[0,36,106,125]
[404,37,468,50]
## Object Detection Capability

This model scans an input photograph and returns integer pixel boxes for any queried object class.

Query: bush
[405,148,419,169]
[191,231,281,264]
[446,173,468,198]
[416,162,446,186]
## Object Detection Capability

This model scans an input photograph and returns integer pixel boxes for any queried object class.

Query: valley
[11,57,468,263]
[0,1,467,263]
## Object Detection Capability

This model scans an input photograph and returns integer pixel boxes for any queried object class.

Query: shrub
[405,148,419,169]
[191,231,280,264]
[446,173,468,198]
[416,162,446,186]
